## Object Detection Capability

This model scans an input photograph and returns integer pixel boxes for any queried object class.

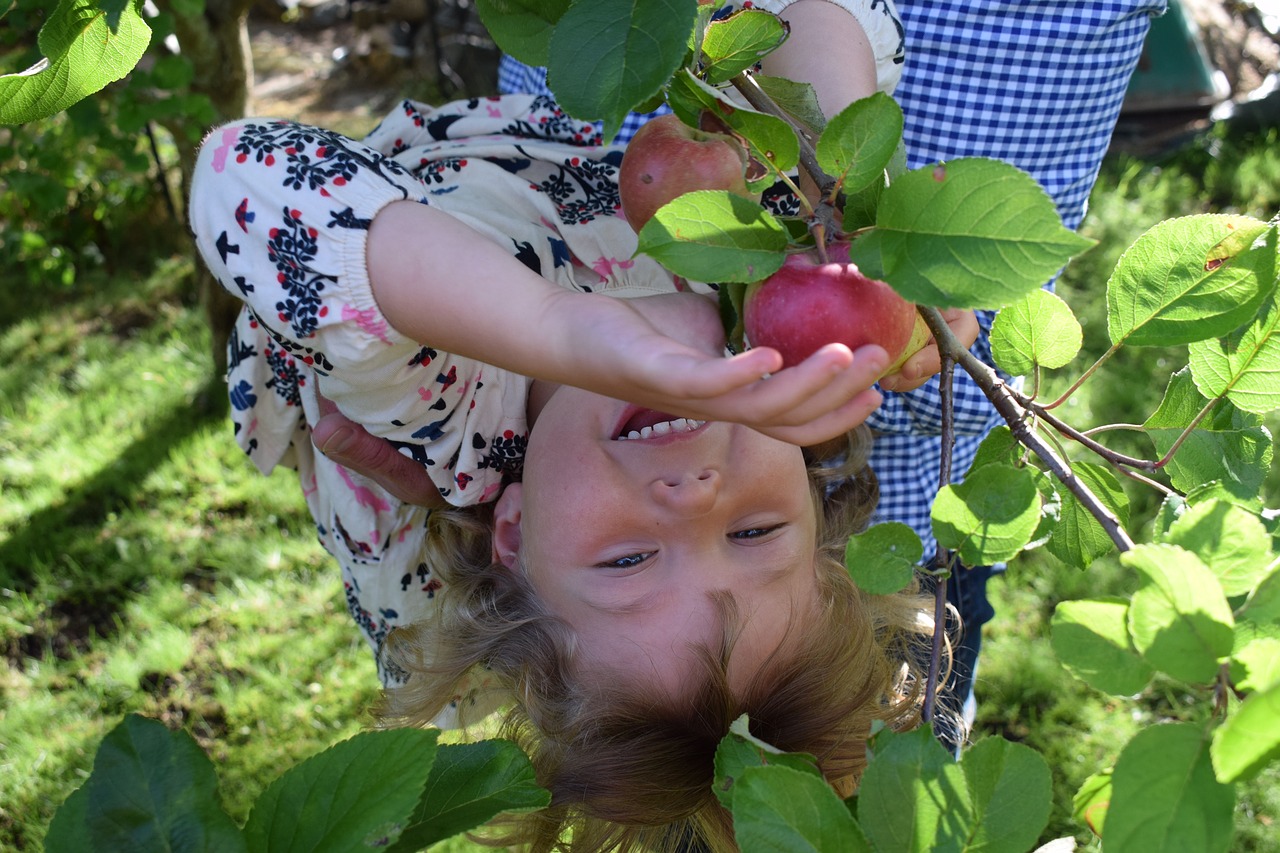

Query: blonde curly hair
[377,426,934,852]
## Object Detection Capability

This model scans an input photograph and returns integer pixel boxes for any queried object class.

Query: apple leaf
[474,0,571,69]
[1230,620,1280,693]
[700,9,787,85]
[1144,367,1274,500]
[1107,215,1276,347]
[1044,462,1130,570]
[1162,499,1273,597]
[731,765,870,853]
[848,158,1094,310]
[857,726,972,851]
[1073,770,1113,839]
[1104,723,1235,853]
[714,714,822,809]
[0,0,152,125]
[931,462,1042,565]
[635,189,789,283]
[668,69,799,174]
[990,288,1083,374]
[1050,598,1154,696]
[815,92,903,196]
[1124,544,1235,685]
[844,522,921,595]
[754,74,826,136]
[1212,684,1280,783]
[957,737,1053,853]
[1189,286,1280,414]
[546,0,698,141]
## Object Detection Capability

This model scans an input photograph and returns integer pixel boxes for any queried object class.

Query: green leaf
[969,425,1022,471]
[847,158,1094,310]
[1104,723,1236,853]
[1229,621,1280,693]
[1072,769,1112,839]
[1051,598,1154,696]
[243,728,439,853]
[844,522,922,595]
[43,783,92,853]
[754,74,826,135]
[1144,367,1273,500]
[714,715,822,809]
[958,736,1053,853]
[1189,285,1280,414]
[857,726,971,852]
[1106,216,1276,347]
[932,463,1042,565]
[1240,564,1280,626]
[1163,499,1274,596]
[635,189,789,283]
[668,69,800,175]
[1124,544,1235,684]
[700,9,786,85]
[474,0,571,68]
[0,0,152,124]
[815,92,903,195]
[83,714,246,853]
[1044,462,1130,570]
[989,288,1082,374]
[546,0,698,140]
[1212,684,1280,783]
[731,765,870,853]
[385,740,549,852]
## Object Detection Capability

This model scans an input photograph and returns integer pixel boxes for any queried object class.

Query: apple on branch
[618,114,758,233]
[743,242,930,376]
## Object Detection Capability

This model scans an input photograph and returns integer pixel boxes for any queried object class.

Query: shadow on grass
[0,377,228,658]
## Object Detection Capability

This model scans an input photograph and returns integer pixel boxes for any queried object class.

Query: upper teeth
[617,418,705,441]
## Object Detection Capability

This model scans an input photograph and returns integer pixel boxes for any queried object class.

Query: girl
[189,3,936,848]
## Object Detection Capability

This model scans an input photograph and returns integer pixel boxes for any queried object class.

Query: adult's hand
[312,391,447,508]
[877,308,981,393]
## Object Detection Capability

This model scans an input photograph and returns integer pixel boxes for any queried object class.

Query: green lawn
[2,123,1279,851]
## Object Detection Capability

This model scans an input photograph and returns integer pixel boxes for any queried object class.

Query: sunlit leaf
[635,189,788,283]
[474,0,571,68]
[0,0,152,124]
[714,715,821,809]
[848,158,1094,309]
[754,74,825,135]
[1072,770,1112,838]
[857,726,971,852]
[959,737,1053,853]
[844,522,922,595]
[1144,367,1273,500]
[1105,724,1235,853]
[815,92,902,195]
[700,9,786,85]
[1044,462,1130,570]
[1229,621,1280,693]
[1189,287,1280,414]
[1107,216,1275,347]
[1051,598,1154,695]
[1212,684,1280,783]
[990,288,1082,374]
[731,765,869,852]
[1124,544,1235,684]
[931,463,1041,565]
[547,0,698,141]
[668,69,799,174]
[1163,499,1273,596]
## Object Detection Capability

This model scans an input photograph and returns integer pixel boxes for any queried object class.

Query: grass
[2,120,1279,851]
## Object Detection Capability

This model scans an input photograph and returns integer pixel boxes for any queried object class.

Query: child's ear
[491,482,524,571]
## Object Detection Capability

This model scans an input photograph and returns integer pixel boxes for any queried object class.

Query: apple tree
[470,2,1279,851]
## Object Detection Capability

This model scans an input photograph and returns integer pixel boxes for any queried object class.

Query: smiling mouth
[613,408,707,441]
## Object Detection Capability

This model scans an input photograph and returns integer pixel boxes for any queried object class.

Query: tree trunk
[158,0,255,382]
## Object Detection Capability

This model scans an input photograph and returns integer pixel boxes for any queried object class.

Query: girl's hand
[551,290,888,447]
[876,308,980,393]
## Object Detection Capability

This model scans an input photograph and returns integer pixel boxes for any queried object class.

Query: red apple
[744,243,924,373]
[618,114,753,233]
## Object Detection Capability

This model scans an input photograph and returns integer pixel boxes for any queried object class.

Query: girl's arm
[368,200,888,447]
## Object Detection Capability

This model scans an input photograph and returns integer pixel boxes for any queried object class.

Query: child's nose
[649,469,720,516]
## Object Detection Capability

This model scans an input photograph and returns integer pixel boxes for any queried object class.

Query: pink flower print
[209,126,241,173]
[488,105,503,117]
[480,482,502,502]
[302,472,318,499]
[417,386,433,402]
[342,304,392,344]
[592,256,635,279]
[337,465,392,512]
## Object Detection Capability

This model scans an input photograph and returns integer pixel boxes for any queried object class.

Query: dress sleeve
[753,0,905,93]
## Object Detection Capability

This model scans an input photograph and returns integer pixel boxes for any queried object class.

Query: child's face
[493,384,819,695]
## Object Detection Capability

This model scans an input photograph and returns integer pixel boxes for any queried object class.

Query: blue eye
[732,524,785,540]
[598,552,652,569]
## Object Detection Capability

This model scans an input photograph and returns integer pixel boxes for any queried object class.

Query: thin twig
[920,351,956,726]
[1043,343,1120,410]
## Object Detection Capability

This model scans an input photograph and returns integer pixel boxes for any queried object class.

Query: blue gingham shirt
[499,0,1167,560]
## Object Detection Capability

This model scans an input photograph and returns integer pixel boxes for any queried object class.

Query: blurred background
[2,0,1279,849]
